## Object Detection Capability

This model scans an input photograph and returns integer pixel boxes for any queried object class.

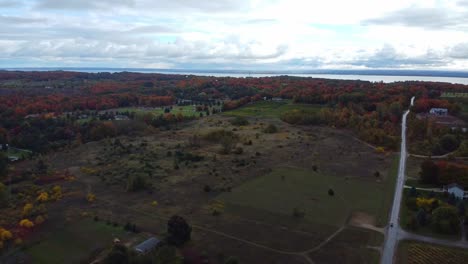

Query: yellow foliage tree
[87,192,96,203]
[210,200,225,215]
[35,215,45,225]
[0,229,12,241]
[416,197,436,212]
[22,203,33,216]
[80,167,98,175]
[151,200,158,206]
[14,238,22,245]
[375,147,385,153]
[37,191,49,202]
[19,219,34,228]
[51,185,62,200]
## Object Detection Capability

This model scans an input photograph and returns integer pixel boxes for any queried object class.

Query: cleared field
[310,227,383,264]
[224,100,324,118]
[26,218,130,264]
[8,113,396,264]
[106,104,219,117]
[397,240,468,264]
[219,160,398,228]
[441,92,468,98]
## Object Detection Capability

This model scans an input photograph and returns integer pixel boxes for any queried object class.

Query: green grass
[111,105,219,118]
[4,147,32,159]
[441,92,468,98]
[311,227,383,264]
[223,100,324,118]
[26,218,130,264]
[219,159,398,228]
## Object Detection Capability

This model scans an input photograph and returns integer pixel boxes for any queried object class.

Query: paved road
[381,96,414,264]
[403,185,445,193]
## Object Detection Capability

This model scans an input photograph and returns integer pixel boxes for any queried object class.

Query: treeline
[1,71,468,152]
[2,112,195,154]
[420,160,468,188]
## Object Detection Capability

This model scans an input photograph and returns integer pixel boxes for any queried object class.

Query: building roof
[446,183,464,190]
[135,237,160,253]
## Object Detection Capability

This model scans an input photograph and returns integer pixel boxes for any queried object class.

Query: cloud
[1,0,468,69]
[448,43,468,59]
[36,0,135,10]
[125,25,178,34]
[363,6,468,30]
[35,0,249,13]
[0,15,47,24]
[343,44,448,69]
[0,0,21,8]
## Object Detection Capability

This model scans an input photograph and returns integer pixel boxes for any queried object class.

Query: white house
[429,108,448,116]
[445,183,464,199]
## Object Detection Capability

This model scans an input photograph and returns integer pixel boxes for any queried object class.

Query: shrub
[233,147,243,155]
[126,174,148,192]
[167,215,192,246]
[230,117,249,126]
[432,206,460,234]
[292,208,305,218]
[263,124,278,133]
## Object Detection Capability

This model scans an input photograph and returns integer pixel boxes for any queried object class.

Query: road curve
[381,96,415,264]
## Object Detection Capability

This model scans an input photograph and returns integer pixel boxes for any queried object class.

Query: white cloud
[0,0,467,69]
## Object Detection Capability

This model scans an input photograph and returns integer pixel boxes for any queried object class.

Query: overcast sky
[1,0,468,70]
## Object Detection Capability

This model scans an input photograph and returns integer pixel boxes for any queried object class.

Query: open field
[4,111,396,263]
[26,218,132,264]
[219,163,398,228]
[397,240,468,264]
[223,100,324,118]
[441,92,468,98]
[310,226,382,264]
[105,104,220,118]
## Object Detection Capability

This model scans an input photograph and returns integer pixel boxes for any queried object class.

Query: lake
[3,68,468,85]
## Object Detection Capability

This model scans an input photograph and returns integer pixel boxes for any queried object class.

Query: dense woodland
[0,71,466,156]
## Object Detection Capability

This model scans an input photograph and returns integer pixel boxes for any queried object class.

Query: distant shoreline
[2,68,468,84]
[2,68,468,77]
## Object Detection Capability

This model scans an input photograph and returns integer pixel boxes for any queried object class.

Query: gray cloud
[0,15,47,24]
[448,43,468,59]
[35,0,248,13]
[363,7,468,30]
[0,0,21,8]
[346,44,448,68]
[36,0,135,10]
[125,25,178,34]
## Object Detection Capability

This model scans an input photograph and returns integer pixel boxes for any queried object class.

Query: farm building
[444,183,465,199]
[429,108,448,116]
[134,237,161,254]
